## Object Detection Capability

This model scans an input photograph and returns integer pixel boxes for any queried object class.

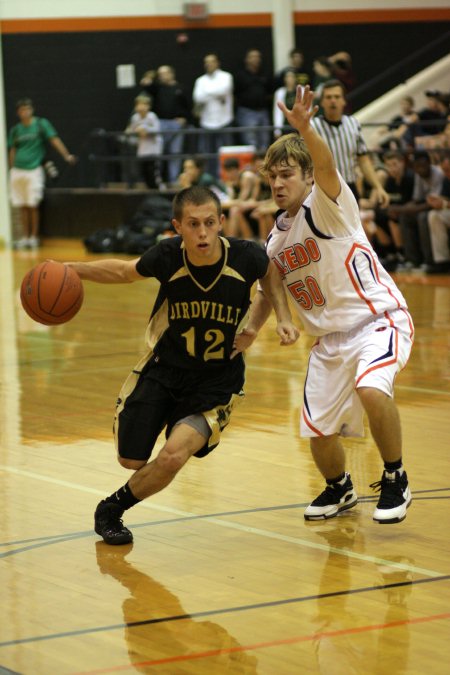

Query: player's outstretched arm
[64,258,145,283]
[278,85,340,201]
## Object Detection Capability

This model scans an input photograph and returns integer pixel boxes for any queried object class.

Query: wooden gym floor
[0,240,449,674]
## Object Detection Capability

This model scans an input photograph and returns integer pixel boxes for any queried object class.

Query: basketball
[20,261,84,325]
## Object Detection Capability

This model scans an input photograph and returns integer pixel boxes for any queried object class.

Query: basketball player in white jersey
[234,86,414,523]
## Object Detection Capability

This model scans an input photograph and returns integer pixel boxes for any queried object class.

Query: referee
[311,79,389,207]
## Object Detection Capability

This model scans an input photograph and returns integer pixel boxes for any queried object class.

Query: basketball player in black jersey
[67,186,299,544]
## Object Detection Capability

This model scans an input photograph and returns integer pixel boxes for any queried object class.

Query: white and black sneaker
[94,500,133,545]
[27,236,40,249]
[371,470,412,524]
[13,237,29,250]
[304,473,358,521]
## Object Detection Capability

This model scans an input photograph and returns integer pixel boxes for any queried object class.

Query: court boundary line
[2,487,448,548]
[0,464,447,577]
[0,575,449,650]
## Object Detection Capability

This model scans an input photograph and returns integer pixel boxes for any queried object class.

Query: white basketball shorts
[10,167,45,207]
[301,308,414,438]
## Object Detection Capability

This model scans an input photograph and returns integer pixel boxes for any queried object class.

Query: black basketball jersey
[136,236,269,370]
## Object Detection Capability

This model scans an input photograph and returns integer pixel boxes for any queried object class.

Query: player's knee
[156,447,188,475]
[357,386,388,407]
[118,456,147,470]
[310,433,338,453]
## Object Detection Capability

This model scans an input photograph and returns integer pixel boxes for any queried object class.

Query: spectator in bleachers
[221,156,262,239]
[248,189,279,242]
[235,151,278,242]
[273,70,297,138]
[404,90,449,149]
[419,154,450,273]
[8,97,76,249]
[125,95,162,189]
[371,96,417,153]
[311,56,333,111]
[311,80,389,206]
[327,52,356,110]
[139,65,191,185]
[177,157,227,199]
[192,53,234,176]
[357,156,390,253]
[272,48,310,90]
[397,150,444,269]
[234,49,272,150]
[416,90,449,136]
[370,150,416,270]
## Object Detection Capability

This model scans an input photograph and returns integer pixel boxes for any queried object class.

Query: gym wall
[2,2,449,188]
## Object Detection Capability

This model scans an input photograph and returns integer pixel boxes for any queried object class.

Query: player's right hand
[277,321,300,346]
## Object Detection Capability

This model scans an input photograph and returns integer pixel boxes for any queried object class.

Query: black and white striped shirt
[311,115,368,184]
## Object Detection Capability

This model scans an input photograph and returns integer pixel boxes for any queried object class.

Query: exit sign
[183,3,208,20]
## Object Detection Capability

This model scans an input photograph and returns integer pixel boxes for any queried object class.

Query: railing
[51,119,449,189]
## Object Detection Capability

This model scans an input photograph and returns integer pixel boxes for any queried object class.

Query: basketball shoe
[304,473,358,520]
[371,470,412,524]
[94,500,133,545]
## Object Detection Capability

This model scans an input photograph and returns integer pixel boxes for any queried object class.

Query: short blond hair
[135,95,151,105]
[261,133,313,177]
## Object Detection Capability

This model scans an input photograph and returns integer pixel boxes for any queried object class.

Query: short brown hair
[173,186,222,221]
[383,150,405,162]
[320,79,346,99]
[261,132,313,177]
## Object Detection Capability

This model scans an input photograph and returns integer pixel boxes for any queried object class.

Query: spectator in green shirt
[8,97,76,248]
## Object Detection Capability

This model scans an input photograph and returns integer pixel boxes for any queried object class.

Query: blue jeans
[235,107,270,150]
[160,119,185,184]
[199,126,234,178]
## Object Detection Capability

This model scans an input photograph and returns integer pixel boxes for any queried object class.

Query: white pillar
[0,31,12,247]
[271,0,295,72]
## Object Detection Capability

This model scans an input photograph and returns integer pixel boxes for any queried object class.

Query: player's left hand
[230,327,258,358]
[276,321,300,346]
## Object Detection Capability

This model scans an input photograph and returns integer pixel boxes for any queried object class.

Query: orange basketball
[20,261,84,325]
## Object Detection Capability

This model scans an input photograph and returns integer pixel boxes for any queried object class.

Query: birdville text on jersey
[169,301,243,325]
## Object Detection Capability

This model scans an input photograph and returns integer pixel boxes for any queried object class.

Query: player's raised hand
[276,321,300,346]
[277,85,318,136]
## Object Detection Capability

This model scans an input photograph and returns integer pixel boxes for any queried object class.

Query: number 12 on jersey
[181,327,225,361]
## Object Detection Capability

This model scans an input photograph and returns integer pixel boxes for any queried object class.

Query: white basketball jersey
[266,175,409,336]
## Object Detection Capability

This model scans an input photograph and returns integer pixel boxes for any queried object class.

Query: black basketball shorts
[114,354,245,461]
